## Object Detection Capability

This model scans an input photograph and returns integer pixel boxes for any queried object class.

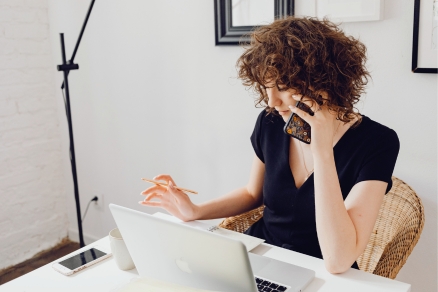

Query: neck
[333,114,361,146]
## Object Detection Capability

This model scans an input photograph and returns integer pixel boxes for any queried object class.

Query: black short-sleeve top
[245,110,400,264]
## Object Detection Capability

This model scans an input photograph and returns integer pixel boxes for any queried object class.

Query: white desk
[0,236,411,292]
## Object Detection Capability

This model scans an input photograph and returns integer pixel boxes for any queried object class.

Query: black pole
[58,33,84,248]
[56,0,96,248]
[61,0,96,90]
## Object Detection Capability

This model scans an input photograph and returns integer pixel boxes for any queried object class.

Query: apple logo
[175,257,192,274]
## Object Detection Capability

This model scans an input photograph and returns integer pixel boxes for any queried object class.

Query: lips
[277,110,290,115]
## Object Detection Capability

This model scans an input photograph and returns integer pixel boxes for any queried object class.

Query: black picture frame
[411,0,438,73]
[214,0,294,46]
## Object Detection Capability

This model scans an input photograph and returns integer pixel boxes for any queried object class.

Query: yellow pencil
[141,178,198,194]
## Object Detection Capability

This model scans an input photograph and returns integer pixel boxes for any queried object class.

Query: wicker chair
[218,176,425,279]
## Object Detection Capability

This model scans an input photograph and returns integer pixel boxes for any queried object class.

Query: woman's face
[265,83,313,122]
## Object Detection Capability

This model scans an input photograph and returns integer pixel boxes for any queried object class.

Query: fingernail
[289,105,295,109]
[138,201,144,204]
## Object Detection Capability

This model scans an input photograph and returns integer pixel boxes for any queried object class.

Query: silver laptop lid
[109,204,258,292]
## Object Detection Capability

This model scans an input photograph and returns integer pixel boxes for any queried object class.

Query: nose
[266,87,281,108]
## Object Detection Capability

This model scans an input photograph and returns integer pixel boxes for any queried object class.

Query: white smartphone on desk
[52,245,112,276]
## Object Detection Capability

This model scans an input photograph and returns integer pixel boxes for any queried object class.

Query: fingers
[139,192,164,207]
[294,93,322,114]
[289,104,312,122]
[167,180,190,201]
[289,98,324,123]
[139,174,190,211]
[143,192,162,201]
[138,200,162,207]
[141,178,186,198]
[141,184,167,196]
[140,179,187,203]
[153,174,176,186]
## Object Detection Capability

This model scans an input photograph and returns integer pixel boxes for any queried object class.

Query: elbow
[324,260,351,274]
[322,246,358,274]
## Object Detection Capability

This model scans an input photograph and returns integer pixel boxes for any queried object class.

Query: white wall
[0,0,69,271]
[329,2,437,290]
[48,0,437,291]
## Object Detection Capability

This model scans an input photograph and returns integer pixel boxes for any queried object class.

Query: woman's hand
[288,93,339,157]
[139,174,199,222]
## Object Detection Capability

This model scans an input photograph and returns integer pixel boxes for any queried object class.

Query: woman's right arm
[195,155,265,220]
[140,155,265,222]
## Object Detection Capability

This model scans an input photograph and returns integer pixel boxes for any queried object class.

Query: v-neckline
[285,116,361,191]
[287,141,314,190]
[285,136,311,190]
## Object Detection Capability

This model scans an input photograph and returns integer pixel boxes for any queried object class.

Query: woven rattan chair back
[218,176,424,279]
[356,176,424,278]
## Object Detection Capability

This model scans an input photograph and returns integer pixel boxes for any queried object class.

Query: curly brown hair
[237,16,370,125]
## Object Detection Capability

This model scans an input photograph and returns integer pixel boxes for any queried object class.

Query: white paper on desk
[113,277,218,292]
[152,212,264,251]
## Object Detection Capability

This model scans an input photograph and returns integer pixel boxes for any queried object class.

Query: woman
[139,17,399,274]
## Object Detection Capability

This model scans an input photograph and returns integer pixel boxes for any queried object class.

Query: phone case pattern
[283,102,313,144]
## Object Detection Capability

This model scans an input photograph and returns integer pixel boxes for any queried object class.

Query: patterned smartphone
[283,101,314,144]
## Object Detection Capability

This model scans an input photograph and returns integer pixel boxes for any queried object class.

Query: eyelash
[261,86,288,91]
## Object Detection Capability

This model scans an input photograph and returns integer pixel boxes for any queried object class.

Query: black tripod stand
[56,0,96,248]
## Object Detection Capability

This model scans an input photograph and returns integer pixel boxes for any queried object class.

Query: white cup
[109,228,135,270]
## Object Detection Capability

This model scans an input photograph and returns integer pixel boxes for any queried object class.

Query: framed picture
[315,0,383,22]
[293,0,383,22]
[412,0,438,73]
[214,0,294,45]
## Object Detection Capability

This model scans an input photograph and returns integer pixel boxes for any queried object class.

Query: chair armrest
[218,206,265,233]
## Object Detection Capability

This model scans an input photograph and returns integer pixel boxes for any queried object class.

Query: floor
[0,240,80,286]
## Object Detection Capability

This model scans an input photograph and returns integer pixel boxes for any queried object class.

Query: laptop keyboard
[255,276,289,292]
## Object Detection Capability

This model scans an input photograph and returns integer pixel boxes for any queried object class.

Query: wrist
[190,203,203,221]
[312,148,334,161]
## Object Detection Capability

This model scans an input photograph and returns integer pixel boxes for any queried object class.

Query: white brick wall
[0,0,68,270]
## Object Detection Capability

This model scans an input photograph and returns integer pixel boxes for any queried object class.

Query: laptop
[109,204,315,292]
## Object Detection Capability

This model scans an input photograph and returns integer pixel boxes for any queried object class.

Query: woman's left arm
[313,152,386,274]
[289,100,395,274]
